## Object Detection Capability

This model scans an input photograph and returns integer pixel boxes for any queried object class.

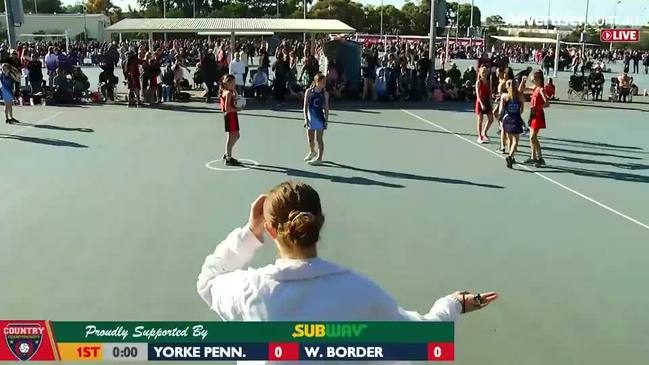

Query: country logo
[3,323,45,361]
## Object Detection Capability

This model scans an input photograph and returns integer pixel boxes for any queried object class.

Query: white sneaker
[304,151,317,161]
[477,137,485,144]
[308,159,323,166]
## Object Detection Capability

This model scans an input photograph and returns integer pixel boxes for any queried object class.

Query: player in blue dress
[1,64,20,124]
[302,73,329,165]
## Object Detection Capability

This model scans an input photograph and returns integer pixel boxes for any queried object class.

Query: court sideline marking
[401,109,649,232]
[4,111,65,137]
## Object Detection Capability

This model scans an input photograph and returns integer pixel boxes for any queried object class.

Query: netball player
[303,73,329,165]
[220,74,241,166]
[521,71,549,167]
[475,67,493,143]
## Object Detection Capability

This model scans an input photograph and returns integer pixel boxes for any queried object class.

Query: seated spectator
[52,67,73,104]
[71,67,90,100]
[443,77,458,100]
[459,80,475,101]
[544,78,557,101]
[587,67,604,100]
[462,66,477,88]
[251,69,271,101]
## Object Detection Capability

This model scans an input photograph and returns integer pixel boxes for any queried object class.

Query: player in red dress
[220,74,241,166]
[474,67,493,144]
[521,70,549,167]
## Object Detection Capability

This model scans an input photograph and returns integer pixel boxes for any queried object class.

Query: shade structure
[491,35,558,44]
[106,18,355,34]
[197,31,274,36]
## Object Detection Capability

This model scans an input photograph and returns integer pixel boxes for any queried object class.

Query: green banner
[51,322,454,343]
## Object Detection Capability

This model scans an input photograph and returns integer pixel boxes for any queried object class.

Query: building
[0,13,111,41]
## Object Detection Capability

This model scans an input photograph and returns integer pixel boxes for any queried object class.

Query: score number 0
[427,343,454,361]
[268,343,299,361]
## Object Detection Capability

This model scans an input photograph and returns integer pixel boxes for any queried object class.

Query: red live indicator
[427,342,454,361]
[268,343,299,361]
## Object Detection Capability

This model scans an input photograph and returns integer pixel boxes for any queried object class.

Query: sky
[62,0,649,26]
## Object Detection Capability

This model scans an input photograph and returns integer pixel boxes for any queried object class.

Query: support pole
[553,31,560,78]
[4,0,17,49]
[303,0,307,44]
[65,29,70,53]
[149,32,153,52]
[119,32,122,43]
[429,0,436,72]
[230,31,235,63]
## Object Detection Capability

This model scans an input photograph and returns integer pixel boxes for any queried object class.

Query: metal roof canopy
[491,35,557,44]
[106,18,355,34]
[491,36,601,47]
[197,31,274,36]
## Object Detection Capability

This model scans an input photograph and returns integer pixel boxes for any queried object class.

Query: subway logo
[292,324,368,338]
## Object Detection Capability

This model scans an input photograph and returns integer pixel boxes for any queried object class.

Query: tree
[484,15,505,26]
[310,0,365,31]
[446,1,480,28]
[62,4,84,13]
[9,0,63,13]
[401,1,428,35]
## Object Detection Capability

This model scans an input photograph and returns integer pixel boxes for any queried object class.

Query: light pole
[581,0,589,54]
[468,0,474,37]
[611,0,621,51]
[546,0,551,34]
[82,3,87,41]
[380,0,384,46]
[429,0,436,71]
[277,0,279,17]
[193,0,195,18]
[34,0,37,13]
[163,0,167,42]
[303,0,307,44]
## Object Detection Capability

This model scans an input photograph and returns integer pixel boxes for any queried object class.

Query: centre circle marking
[205,158,259,171]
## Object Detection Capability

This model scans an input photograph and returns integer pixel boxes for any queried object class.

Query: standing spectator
[542,52,553,76]
[27,53,43,95]
[1,63,20,123]
[45,47,58,88]
[643,52,649,74]
[447,63,461,87]
[415,51,431,101]
[161,64,174,102]
[229,51,246,94]
[201,51,217,103]
[623,52,630,73]
[631,51,640,74]
[272,53,289,106]
[300,52,320,88]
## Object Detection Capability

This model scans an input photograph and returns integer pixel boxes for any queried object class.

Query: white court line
[4,111,64,137]
[401,109,649,232]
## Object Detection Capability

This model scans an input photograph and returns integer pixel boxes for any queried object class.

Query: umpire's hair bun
[283,210,323,248]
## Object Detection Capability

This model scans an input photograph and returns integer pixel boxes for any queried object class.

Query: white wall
[0,13,111,41]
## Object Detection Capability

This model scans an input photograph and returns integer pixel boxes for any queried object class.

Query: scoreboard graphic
[0,321,454,361]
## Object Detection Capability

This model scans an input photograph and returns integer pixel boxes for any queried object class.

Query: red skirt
[529,108,546,130]
[224,112,240,132]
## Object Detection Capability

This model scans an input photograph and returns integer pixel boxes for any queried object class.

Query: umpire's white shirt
[197,225,461,364]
